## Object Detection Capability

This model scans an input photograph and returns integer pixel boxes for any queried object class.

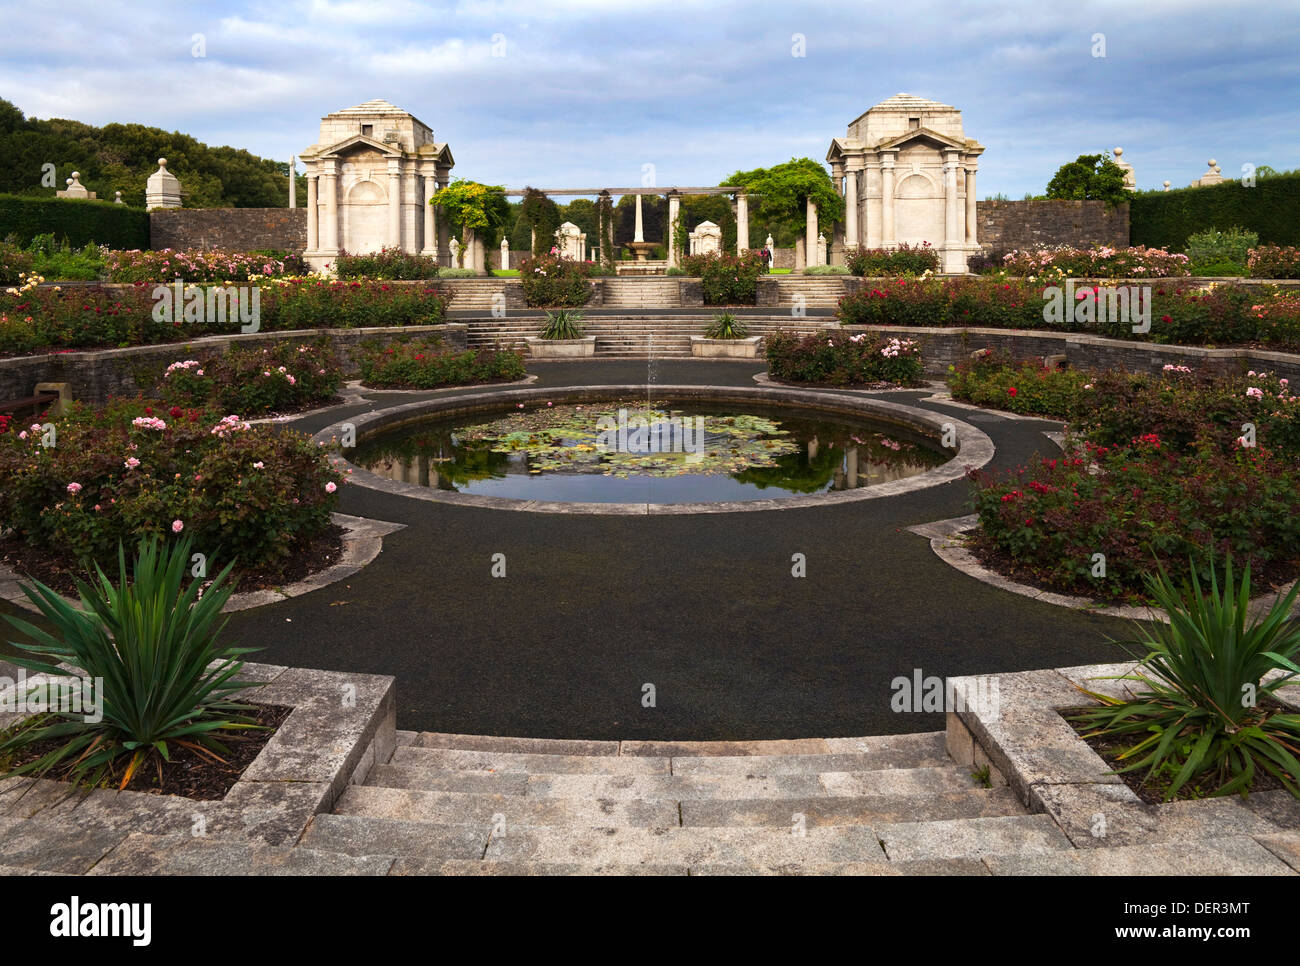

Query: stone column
[306,175,319,251]
[805,197,819,267]
[421,170,438,258]
[322,161,339,253]
[865,161,882,247]
[844,168,859,247]
[735,192,749,253]
[964,163,978,245]
[388,159,403,249]
[880,154,896,247]
[634,194,645,243]
[501,238,510,271]
[943,151,961,254]
[666,191,681,267]
[289,156,296,208]
[436,168,451,265]
[830,160,844,196]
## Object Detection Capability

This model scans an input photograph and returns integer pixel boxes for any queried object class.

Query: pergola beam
[502,187,745,196]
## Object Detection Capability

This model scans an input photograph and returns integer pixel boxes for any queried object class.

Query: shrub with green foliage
[804,264,849,275]
[705,312,748,340]
[1184,227,1258,268]
[844,242,940,276]
[539,310,584,340]
[948,352,1092,417]
[0,397,342,573]
[0,194,149,250]
[1070,558,1300,801]
[0,535,261,791]
[517,254,593,307]
[357,339,526,389]
[1044,154,1134,206]
[680,251,767,304]
[334,247,438,280]
[1131,172,1300,250]
[765,330,924,387]
[155,341,342,416]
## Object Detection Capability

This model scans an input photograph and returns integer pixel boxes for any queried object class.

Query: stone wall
[975,201,1129,255]
[150,208,308,252]
[0,324,467,406]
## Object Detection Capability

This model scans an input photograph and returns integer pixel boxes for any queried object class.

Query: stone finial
[147,157,182,210]
[57,171,92,199]
[114,190,124,204]
[1194,158,1224,188]
[1163,180,1171,190]
[1113,147,1123,158]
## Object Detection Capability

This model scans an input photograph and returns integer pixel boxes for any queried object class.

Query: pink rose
[172,519,184,533]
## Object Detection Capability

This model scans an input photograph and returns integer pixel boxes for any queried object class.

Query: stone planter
[525,336,596,358]
[690,335,761,359]
[943,663,1300,872]
[0,661,396,872]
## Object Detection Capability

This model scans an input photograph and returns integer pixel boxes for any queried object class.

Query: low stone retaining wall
[0,324,467,405]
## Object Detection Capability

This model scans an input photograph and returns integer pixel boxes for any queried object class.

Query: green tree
[432,179,512,249]
[723,158,844,247]
[1045,153,1134,206]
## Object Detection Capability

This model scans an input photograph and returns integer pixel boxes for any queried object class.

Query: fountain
[623,193,659,263]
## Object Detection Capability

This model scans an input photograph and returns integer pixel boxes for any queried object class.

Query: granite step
[679,787,1025,827]
[388,744,672,775]
[366,763,994,802]
[87,832,394,876]
[874,814,1073,861]
[333,784,680,827]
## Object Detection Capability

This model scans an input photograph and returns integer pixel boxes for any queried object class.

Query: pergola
[504,186,751,267]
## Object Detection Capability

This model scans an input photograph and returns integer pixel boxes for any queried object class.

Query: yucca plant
[539,310,585,340]
[0,536,262,790]
[1071,556,1300,800]
[705,312,748,340]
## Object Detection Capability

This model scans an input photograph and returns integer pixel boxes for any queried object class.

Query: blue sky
[1,0,1297,197]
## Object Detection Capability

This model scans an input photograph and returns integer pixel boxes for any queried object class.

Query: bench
[0,391,59,420]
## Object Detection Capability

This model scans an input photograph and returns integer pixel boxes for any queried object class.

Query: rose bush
[357,339,526,389]
[0,398,342,573]
[155,340,343,416]
[765,330,924,386]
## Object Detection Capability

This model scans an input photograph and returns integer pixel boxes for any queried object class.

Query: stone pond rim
[312,384,996,515]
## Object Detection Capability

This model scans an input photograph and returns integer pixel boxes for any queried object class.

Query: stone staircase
[441,279,508,311]
[601,278,682,308]
[465,315,830,358]
[298,730,1076,874]
[761,276,850,308]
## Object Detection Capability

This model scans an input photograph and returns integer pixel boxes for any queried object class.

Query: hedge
[0,194,150,249]
[1130,173,1300,251]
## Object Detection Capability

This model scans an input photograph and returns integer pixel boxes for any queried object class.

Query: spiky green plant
[0,537,261,790]
[1071,556,1300,800]
[705,312,748,340]
[539,310,585,340]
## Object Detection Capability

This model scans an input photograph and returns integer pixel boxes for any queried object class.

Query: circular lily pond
[350,399,948,504]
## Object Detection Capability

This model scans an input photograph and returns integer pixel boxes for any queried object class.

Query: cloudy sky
[1,0,1297,197]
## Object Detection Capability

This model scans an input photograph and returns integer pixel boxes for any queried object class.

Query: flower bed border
[0,512,404,613]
